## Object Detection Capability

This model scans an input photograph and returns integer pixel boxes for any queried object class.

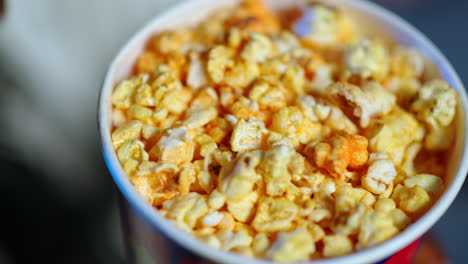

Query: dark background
[0,0,467,263]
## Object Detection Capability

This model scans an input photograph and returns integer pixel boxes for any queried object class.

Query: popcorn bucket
[98,0,468,263]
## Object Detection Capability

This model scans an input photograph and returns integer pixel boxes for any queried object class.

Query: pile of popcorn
[110,0,457,261]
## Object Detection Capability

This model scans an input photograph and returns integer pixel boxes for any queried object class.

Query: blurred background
[0,0,467,263]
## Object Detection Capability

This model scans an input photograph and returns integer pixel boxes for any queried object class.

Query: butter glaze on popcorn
[109,0,456,262]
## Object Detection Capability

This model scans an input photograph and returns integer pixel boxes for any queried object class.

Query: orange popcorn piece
[313,132,368,178]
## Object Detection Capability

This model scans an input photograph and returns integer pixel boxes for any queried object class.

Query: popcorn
[224,60,260,88]
[128,105,153,124]
[110,1,456,260]
[331,82,396,128]
[187,52,207,89]
[227,191,259,222]
[357,209,398,249]
[248,80,287,111]
[111,120,143,148]
[202,211,225,227]
[411,80,457,150]
[207,45,234,83]
[117,140,149,164]
[403,174,443,195]
[252,197,299,232]
[362,152,397,194]
[345,39,389,80]
[149,126,194,165]
[163,193,209,230]
[365,108,424,165]
[241,32,272,62]
[230,119,264,152]
[259,145,294,196]
[293,4,340,45]
[219,151,262,201]
[266,227,316,262]
[312,132,368,179]
[323,235,353,257]
[393,185,432,215]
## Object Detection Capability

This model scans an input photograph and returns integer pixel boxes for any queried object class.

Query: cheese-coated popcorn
[112,120,143,148]
[149,126,194,165]
[323,235,353,257]
[366,108,424,165]
[259,145,294,196]
[252,197,298,232]
[266,227,315,262]
[230,119,264,152]
[331,82,395,128]
[362,152,397,194]
[207,45,234,83]
[219,151,262,201]
[313,132,368,178]
[411,80,457,150]
[404,174,443,195]
[110,0,457,260]
[345,39,389,80]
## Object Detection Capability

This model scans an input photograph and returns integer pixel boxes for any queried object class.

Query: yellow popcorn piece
[194,134,218,158]
[227,191,259,222]
[331,82,396,128]
[178,162,196,194]
[190,87,219,110]
[185,107,218,129]
[217,229,253,251]
[295,4,340,45]
[241,32,272,62]
[345,39,389,80]
[323,235,353,257]
[117,140,149,164]
[283,64,306,95]
[325,105,358,134]
[207,45,234,83]
[218,212,236,231]
[224,60,260,88]
[141,124,159,140]
[366,108,424,165]
[391,208,411,230]
[202,211,225,227]
[403,174,443,195]
[411,80,457,150]
[259,145,293,196]
[252,197,298,232]
[266,227,316,262]
[111,120,143,148]
[163,193,209,230]
[374,198,396,213]
[149,126,194,165]
[390,47,425,78]
[296,95,331,122]
[111,78,138,109]
[253,233,271,257]
[248,80,287,111]
[394,185,432,215]
[412,80,457,127]
[134,83,155,107]
[357,209,398,249]
[208,189,226,210]
[230,119,264,152]
[128,105,153,124]
[362,152,397,194]
[271,106,322,144]
[219,150,262,201]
